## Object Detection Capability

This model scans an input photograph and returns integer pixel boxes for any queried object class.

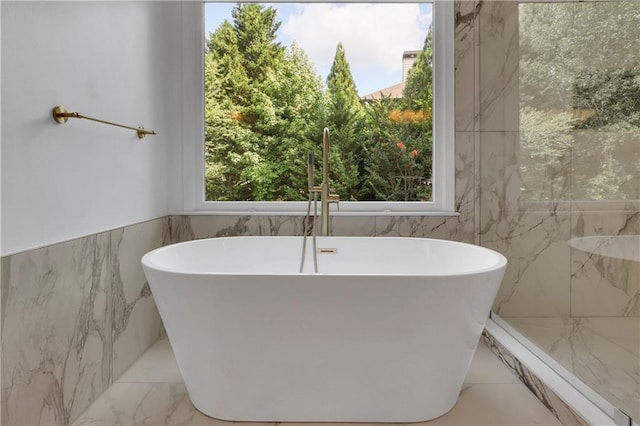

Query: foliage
[325,42,367,200]
[573,70,640,130]
[519,107,575,201]
[361,96,433,201]
[402,29,433,112]
[204,5,435,202]
[205,4,325,201]
[359,27,434,201]
[519,2,640,202]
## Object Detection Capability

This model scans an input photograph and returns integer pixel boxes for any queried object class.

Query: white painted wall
[1,1,184,255]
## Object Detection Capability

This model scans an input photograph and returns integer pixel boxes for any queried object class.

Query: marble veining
[1,218,166,426]
[487,211,572,317]
[455,1,480,132]
[166,215,195,245]
[501,317,640,422]
[570,210,640,317]
[477,1,519,132]
[482,330,590,426]
[2,234,112,425]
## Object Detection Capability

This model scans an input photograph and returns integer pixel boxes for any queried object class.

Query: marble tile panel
[1,219,169,426]
[464,342,520,384]
[70,382,257,426]
[260,215,305,236]
[455,1,480,132]
[375,215,474,243]
[485,211,572,317]
[426,383,562,425]
[2,234,113,426]
[329,216,375,237]
[482,330,590,426]
[477,1,520,132]
[504,317,640,421]
[182,215,304,240]
[111,219,165,380]
[116,337,182,384]
[1,256,9,328]
[454,131,478,242]
[160,215,173,246]
[166,215,196,244]
[571,211,640,317]
[582,317,639,357]
[478,131,522,228]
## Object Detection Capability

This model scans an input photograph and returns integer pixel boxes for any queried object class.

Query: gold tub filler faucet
[299,128,340,273]
[308,127,340,236]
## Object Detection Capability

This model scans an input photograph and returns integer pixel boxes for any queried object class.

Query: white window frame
[180,1,455,216]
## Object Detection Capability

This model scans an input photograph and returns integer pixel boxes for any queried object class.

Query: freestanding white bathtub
[142,236,507,422]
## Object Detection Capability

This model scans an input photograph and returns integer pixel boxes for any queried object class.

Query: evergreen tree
[325,42,366,200]
[360,29,435,201]
[403,28,433,112]
[204,4,325,201]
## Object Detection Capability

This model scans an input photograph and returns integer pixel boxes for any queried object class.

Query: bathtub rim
[142,236,507,277]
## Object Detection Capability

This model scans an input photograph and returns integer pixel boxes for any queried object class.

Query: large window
[190,1,453,214]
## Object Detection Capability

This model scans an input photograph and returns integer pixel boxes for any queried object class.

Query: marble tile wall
[474,0,640,320]
[570,210,640,317]
[474,0,639,419]
[1,218,166,426]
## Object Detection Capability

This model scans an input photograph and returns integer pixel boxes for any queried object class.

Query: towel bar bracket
[51,105,156,139]
[52,105,71,124]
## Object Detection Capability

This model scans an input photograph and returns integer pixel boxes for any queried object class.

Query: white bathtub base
[142,237,507,422]
[152,275,485,423]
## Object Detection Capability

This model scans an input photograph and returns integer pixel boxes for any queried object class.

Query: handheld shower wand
[300,151,319,273]
[307,151,315,190]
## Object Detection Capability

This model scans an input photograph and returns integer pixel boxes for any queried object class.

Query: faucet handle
[331,194,341,211]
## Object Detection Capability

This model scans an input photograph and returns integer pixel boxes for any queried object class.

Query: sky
[204,2,432,97]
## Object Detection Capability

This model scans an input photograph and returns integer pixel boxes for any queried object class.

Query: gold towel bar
[52,105,157,139]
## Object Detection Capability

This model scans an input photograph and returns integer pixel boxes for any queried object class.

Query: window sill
[172,210,460,217]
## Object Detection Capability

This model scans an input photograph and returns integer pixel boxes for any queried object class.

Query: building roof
[360,50,419,101]
[360,81,406,101]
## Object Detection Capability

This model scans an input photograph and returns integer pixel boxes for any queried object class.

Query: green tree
[325,42,367,200]
[204,5,436,203]
[259,43,327,201]
[360,29,434,201]
[362,97,433,201]
[232,4,282,82]
[403,28,433,112]
[204,4,325,201]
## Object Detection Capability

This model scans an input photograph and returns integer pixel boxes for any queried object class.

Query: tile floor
[505,316,640,421]
[72,337,561,425]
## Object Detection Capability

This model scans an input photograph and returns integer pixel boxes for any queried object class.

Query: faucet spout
[305,128,339,236]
